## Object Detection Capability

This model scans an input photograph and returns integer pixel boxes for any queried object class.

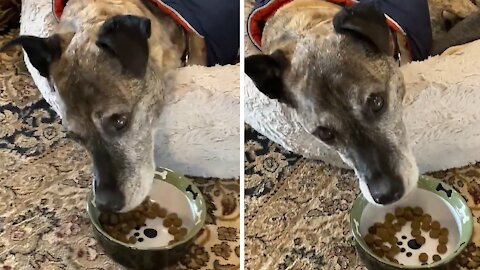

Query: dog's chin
[118,166,155,212]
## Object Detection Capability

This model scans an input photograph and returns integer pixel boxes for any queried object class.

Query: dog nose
[372,190,403,205]
[94,189,124,212]
[368,172,405,205]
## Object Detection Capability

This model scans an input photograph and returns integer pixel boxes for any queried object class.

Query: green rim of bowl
[87,167,207,251]
[350,175,473,268]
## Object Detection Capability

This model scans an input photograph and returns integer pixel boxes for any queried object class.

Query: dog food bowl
[351,176,473,270]
[87,167,206,270]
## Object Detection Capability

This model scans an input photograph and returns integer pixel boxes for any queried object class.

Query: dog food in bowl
[98,197,189,245]
[364,206,449,266]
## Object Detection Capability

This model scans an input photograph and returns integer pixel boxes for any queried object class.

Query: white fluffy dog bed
[20,0,240,179]
[245,41,480,173]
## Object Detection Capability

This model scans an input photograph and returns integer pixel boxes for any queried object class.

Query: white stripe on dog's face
[119,165,155,212]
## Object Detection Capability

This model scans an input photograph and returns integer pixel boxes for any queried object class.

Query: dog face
[3,15,170,212]
[246,4,418,205]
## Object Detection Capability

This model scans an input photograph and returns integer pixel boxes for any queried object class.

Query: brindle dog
[1,0,218,212]
[246,0,480,205]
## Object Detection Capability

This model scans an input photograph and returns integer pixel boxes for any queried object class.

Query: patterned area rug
[244,125,480,270]
[0,27,240,269]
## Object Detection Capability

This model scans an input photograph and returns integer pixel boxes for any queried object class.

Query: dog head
[2,15,171,212]
[246,3,418,205]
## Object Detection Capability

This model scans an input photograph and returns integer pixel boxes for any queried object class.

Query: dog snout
[91,140,125,212]
[367,172,404,205]
[349,137,407,205]
[94,188,124,212]
[93,164,126,212]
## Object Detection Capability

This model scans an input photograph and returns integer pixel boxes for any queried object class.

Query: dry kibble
[431,221,441,230]
[373,248,384,258]
[173,218,183,227]
[146,210,156,219]
[132,211,141,220]
[105,225,114,233]
[374,239,383,247]
[98,198,186,246]
[411,220,421,229]
[439,228,449,237]
[404,210,414,221]
[127,220,136,229]
[439,235,448,244]
[163,218,174,227]
[174,233,184,241]
[385,213,395,222]
[423,214,432,223]
[125,212,134,220]
[99,213,109,224]
[415,236,426,245]
[109,214,119,224]
[168,226,179,235]
[411,229,421,237]
[388,236,398,246]
[395,207,405,217]
[118,234,128,243]
[151,203,160,212]
[365,206,448,266]
[430,229,440,239]
[129,236,137,244]
[176,227,188,237]
[390,245,400,255]
[421,220,431,231]
[119,223,130,234]
[419,253,428,262]
[385,252,395,262]
[377,228,389,241]
[167,213,178,220]
[414,216,423,224]
[158,208,167,218]
[110,230,119,240]
[138,216,147,226]
[168,239,178,245]
[437,244,448,254]
[413,207,423,216]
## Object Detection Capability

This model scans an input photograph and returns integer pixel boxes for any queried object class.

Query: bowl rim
[87,167,207,251]
[350,175,474,269]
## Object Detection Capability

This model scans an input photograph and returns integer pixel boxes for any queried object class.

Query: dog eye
[110,113,129,131]
[313,126,335,142]
[367,93,384,113]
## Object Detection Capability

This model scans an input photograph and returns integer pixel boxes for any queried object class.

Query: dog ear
[333,2,390,55]
[96,15,151,78]
[245,50,294,106]
[0,35,62,78]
